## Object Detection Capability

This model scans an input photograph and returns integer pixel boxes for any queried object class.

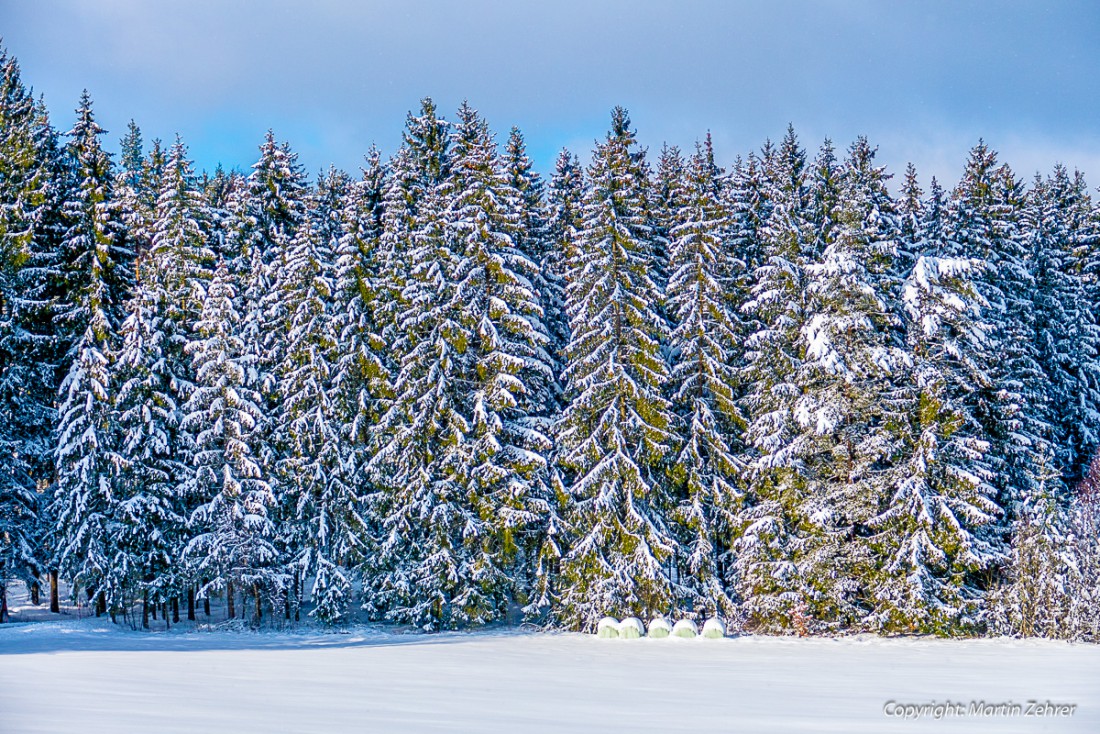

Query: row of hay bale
[596,616,726,639]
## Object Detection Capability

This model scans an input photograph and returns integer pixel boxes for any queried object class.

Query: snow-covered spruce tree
[502,127,548,265]
[50,92,133,615]
[114,123,164,260]
[806,139,841,259]
[108,138,212,620]
[182,262,280,623]
[109,277,186,619]
[533,147,585,610]
[371,99,451,346]
[0,48,60,602]
[941,143,1048,531]
[502,127,560,409]
[363,100,462,626]
[875,235,1003,633]
[118,120,143,187]
[201,165,243,264]
[732,129,815,631]
[543,148,584,357]
[724,149,774,295]
[228,132,309,350]
[555,107,678,629]
[331,148,391,516]
[273,179,370,624]
[897,163,924,263]
[665,137,746,618]
[366,179,462,628]
[652,143,685,282]
[1027,167,1100,487]
[448,105,555,618]
[369,103,555,628]
[787,137,911,630]
[228,134,311,590]
[988,448,1073,638]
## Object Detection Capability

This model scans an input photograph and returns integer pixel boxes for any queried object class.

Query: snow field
[1,618,1098,733]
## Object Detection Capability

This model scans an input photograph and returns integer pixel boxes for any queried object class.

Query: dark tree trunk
[152,601,157,621]
[253,583,262,626]
[0,583,8,623]
[95,590,105,617]
[143,590,150,629]
[187,587,196,621]
[49,571,59,613]
[30,581,40,606]
[203,591,210,617]
[163,602,170,630]
[227,581,235,620]
[294,571,301,622]
[172,597,180,623]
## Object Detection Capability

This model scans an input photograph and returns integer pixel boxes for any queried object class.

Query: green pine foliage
[555,108,678,629]
[182,262,280,607]
[51,92,133,610]
[107,138,212,613]
[666,137,746,617]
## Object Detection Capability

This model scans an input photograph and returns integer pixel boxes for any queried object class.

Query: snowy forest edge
[1,45,1099,641]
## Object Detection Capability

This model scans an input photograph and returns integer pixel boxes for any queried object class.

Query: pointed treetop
[120,120,143,178]
[609,105,633,140]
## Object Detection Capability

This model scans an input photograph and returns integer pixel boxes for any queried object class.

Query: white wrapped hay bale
[617,617,645,639]
[672,619,699,638]
[647,617,672,638]
[596,617,620,638]
[702,618,726,638]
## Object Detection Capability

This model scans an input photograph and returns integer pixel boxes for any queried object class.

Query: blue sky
[4,0,1100,188]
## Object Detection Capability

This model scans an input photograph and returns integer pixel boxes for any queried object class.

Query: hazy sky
[3,0,1100,188]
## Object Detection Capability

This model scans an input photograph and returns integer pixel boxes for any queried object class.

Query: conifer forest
[2,45,1100,639]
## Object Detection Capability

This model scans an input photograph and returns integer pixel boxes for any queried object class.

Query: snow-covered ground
[1,587,1097,733]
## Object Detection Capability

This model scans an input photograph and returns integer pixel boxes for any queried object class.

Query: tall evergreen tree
[733,129,814,630]
[331,148,390,519]
[109,138,211,616]
[183,262,279,618]
[543,148,584,358]
[0,47,57,602]
[879,240,1002,632]
[942,143,1047,527]
[555,107,677,629]
[275,207,367,623]
[665,137,746,617]
[51,92,132,611]
[1028,167,1100,487]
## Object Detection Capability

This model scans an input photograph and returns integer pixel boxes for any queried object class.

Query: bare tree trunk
[172,597,180,624]
[143,590,150,629]
[30,581,40,606]
[0,583,8,623]
[95,590,106,617]
[152,601,157,621]
[227,581,235,620]
[49,571,59,613]
[203,589,210,617]
[163,602,170,630]
[294,571,301,622]
[187,587,196,621]
[253,583,262,626]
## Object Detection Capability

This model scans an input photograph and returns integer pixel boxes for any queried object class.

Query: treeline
[0,46,1098,637]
